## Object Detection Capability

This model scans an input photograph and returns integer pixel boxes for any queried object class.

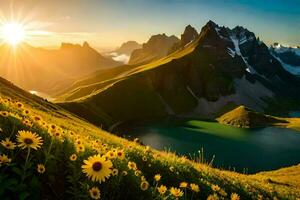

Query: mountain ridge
[0,42,121,96]
[57,20,300,129]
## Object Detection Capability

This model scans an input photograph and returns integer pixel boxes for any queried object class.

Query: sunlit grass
[0,87,299,199]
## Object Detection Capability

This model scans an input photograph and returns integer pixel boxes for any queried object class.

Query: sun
[1,22,26,46]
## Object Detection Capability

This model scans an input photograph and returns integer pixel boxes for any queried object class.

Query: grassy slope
[0,79,300,199]
[56,42,200,128]
[55,38,198,102]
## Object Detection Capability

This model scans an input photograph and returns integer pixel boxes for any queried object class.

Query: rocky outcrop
[169,25,198,52]
[128,34,179,65]
[217,106,287,128]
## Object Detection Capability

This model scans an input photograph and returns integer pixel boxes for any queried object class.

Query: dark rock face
[129,34,179,65]
[169,25,199,53]
[181,25,198,46]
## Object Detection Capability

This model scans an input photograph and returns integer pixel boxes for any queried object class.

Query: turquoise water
[129,120,300,173]
[290,111,300,117]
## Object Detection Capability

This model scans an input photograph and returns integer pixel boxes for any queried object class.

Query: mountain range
[270,43,300,76]
[55,21,300,130]
[0,42,121,95]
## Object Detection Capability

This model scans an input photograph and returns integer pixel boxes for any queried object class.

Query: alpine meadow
[0,1,300,200]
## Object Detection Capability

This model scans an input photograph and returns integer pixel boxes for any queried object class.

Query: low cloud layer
[110,52,130,64]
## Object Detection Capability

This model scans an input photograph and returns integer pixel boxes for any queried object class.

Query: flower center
[93,191,98,196]
[24,138,33,145]
[92,162,102,172]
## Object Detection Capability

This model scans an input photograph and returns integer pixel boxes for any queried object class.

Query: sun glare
[1,22,26,46]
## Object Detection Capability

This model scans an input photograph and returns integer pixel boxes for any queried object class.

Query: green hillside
[1,78,300,199]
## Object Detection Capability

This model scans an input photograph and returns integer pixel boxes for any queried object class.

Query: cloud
[110,52,130,64]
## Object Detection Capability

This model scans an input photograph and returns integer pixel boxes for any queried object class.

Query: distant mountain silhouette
[0,42,121,95]
[128,34,179,65]
[115,41,142,55]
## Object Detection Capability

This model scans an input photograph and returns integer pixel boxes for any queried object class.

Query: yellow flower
[142,156,147,162]
[82,154,113,183]
[135,170,141,177]
[141,176,146,181]
[0,111,9,117]
[89,187,101,200]
[33,115,42,122]
[1,138,16,150]
[207,194,218,200]
[49,124,57,131]
[22,119,33,127]
[75,139,82,145]
[169,166,174,172]
[231,193,240,200]
[23,109,30,115]
[76,144,85,153]
[70,154,77,161]
[157,185,167,195]
[105,150,116,159]
[122,171,128,176]
[16,102,23,108]
[154,174,161,182]
[53,131,62,139]
[211,184,220,192]
[116,149,125,160]
[128,161,137,170]
[170,187,183,198]
[140,181,149,191]
[112,168,119,176]
[16,130,43,150]
[37,164,46,174]
[0,154,11,165]
[180,182,188,188]
[190,183,200,193]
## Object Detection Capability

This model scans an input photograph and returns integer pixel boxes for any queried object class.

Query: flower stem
[45,138,54,164]
[21,148,31,183]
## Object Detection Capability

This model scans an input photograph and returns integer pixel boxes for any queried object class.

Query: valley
[0,1,299,198]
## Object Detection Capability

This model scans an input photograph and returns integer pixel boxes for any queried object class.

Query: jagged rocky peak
[60,42,82,49]
[82,41,90,48]
[60,42,92,50]
[181,24,198,46]
[128,33,179,64]
[141,33,179,53]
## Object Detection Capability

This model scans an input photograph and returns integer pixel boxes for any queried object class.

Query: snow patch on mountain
[272,44,300,57]
[227,48,235,58]
[185,76,273,118]
[230,36,241,56]
[273,55,300,76]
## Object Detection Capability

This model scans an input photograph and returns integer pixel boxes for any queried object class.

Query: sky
[0,0,299,51]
